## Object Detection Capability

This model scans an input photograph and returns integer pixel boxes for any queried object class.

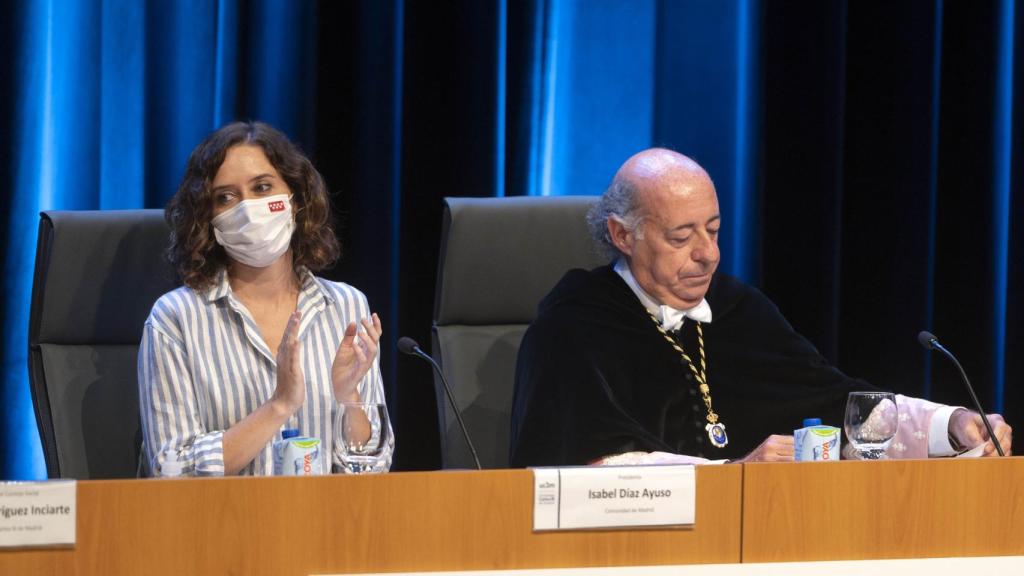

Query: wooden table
[0,466,741,575]
[4,458,1022,574]
[741,457,1024,562]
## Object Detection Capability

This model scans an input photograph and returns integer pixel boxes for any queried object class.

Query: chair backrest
[28,210,178,479]
[432,196,607,468]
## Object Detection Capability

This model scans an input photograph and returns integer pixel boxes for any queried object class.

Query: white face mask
[212,194,295,268]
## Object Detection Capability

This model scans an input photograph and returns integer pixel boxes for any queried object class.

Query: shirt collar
[205,267,334,305]
[206,269,232,302]
[297,268,334,307]
[613,259,712,331]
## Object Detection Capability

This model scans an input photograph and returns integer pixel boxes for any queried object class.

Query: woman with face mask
[138,121,393,476]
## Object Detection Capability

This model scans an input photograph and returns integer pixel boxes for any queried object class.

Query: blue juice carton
[272,428,324,476]
[794,418,841,461]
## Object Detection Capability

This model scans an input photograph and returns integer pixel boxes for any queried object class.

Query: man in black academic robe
[511,264,864,465]
[510,148,1012,467]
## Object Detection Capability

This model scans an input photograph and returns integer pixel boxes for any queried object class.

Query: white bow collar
[613,259,713,332]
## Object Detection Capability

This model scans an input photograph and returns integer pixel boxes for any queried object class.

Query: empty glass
[338,402,391,474]
[844,392,899,460]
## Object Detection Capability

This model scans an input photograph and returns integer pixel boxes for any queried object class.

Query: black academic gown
[509,265,876,466]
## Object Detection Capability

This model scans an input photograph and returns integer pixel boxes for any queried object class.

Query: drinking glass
[844,392,899,460]
[338,402,391,474]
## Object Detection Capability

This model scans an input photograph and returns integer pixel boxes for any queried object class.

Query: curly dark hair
[166,121,340,290]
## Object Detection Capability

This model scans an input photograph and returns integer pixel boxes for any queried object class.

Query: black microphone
[397,336,482,470]
[917,330,1005,456]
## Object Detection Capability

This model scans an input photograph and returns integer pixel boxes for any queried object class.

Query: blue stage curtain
[0,0,316,479]
[2,0,1021,477]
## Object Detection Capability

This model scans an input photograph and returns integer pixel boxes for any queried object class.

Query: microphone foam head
[397,336,420,355]
[917,331,937,350]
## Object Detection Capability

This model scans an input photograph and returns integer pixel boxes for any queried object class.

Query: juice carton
[794,418,841,461]
[272,428,324,476]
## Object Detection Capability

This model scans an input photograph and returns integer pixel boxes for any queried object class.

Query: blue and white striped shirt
[138,269,393,476]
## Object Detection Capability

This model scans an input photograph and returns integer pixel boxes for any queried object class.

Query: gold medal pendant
[648,312,729,450]
[706,422,729,448]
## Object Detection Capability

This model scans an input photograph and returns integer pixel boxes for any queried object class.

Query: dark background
[2,0,1021,476]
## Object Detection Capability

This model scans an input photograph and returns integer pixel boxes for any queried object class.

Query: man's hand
[736,434,794,463]
[949,410,1013,456]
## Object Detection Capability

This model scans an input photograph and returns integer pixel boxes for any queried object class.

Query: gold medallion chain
[647,313,720,426]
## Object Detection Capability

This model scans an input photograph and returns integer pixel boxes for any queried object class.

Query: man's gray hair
[586,178,645,260]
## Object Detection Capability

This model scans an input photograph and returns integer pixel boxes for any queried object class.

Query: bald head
[587,148,717,259]
[612,148,714,209]
[586,147,721,309]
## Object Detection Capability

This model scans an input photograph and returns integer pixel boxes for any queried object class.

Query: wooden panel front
[742,457,1024,562]
[0,466,741,575]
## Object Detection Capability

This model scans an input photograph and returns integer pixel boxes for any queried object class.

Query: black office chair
[28,210,178,479]
[431,196,607,468]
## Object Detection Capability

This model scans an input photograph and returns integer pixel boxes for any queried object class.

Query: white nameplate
[0,481,76,548]
[532,465,695,531]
